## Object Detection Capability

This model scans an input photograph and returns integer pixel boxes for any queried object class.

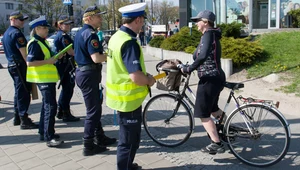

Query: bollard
[221,58,233,78]
[113,110,118,126]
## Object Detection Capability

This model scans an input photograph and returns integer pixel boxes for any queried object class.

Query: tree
[146,0,179,25]
[19,0,67,27]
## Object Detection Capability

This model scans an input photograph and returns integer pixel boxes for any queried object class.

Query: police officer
[54,15,80,122]
[74,6,116,156]
[106,3,156,170]
[1,11,38,129]
[26,16,64,147]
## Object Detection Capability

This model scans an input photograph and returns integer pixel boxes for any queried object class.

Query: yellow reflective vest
[26,38,59,83]
[106,30,148,112]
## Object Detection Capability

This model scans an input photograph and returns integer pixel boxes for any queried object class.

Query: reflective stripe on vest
[106,30,148,112]
[26,38,59,83]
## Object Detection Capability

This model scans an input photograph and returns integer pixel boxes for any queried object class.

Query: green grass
[246,31,300,96]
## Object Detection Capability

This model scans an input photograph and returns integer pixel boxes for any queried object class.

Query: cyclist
[180,10,226,154]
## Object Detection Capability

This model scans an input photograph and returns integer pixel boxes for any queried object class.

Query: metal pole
[113,0,116,30]
[151,0,153,25]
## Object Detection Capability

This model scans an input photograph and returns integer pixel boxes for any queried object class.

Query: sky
[145,0,179,6]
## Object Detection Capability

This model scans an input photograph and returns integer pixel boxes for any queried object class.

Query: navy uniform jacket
[27,35,51,62]
[54,30,73,59]
[119,26,142,74]
[2,26,27,64]
[74,24,103,66]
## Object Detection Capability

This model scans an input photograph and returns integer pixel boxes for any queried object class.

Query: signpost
[62,0,72,5]
[63,0,73,16]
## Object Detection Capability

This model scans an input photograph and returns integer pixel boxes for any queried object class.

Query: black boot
[56,108,63,119]
[13,112,20,126]
[83,138,108,156]
[94,134,117,146]
[20,115,39,130]
[58,109,80,122]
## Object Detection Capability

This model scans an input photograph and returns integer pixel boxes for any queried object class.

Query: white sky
[145,0,179,6]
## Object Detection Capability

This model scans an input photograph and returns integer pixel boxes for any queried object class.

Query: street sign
[62,0,72,5]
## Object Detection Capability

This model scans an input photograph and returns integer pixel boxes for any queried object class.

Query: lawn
[246,31,300,96]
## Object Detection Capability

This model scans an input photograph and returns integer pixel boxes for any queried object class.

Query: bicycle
[143,67,291,167]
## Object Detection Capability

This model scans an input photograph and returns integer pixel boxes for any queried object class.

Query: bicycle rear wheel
[143,93,193,147]
[224,103,290,167]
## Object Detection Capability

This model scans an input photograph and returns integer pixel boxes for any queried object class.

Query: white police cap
[29,15,50,29]
[119,3,147,18]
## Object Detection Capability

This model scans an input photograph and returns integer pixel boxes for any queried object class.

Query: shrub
[149,35,164,48]
[288,9,300,28]
[184,46,196,54]
[160,26,201,51]
[221,37,264,67]
[217,22,244,38]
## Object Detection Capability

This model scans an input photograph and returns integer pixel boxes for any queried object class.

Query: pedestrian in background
[139,28,145,46]
[1,11,38,129]
[74,6,116,156]
[173,25,179,34]
[180,10,226,155]
[97,27,104,46]
[106,3,156,170]
[54,15,80,122]
[26,15,64,147]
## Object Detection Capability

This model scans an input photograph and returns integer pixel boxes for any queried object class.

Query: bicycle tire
[224,103,291,167]
[143,93,193,147]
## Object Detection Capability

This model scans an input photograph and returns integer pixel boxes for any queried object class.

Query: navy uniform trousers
[37,83,57,141]
[75,66,104,139]
[7,61,31,117]
[117,106,142,170]
[56,58,75,110]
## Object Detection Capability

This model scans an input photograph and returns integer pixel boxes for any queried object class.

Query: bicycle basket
[156,59,182,91]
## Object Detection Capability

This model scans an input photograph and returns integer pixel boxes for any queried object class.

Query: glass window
[19,4,23,10]
[5,3,14,10]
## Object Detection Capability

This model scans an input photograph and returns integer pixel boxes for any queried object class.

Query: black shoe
[20,116,39,129]
[13,113,20,126]
[46,139,64,147]
[95,135,117,146]
[201,142,225,155]
[40,134,60,141]
[56,110,63,119]
[132,163,141,170]
[83,138,108,156]
[62,113,80,122]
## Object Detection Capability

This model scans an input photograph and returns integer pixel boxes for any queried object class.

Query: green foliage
[160,26,201,51]
[217,22,244,38]
[149,36,165,48]
[288,9,300,28]
[221,37,264,67]
[184,46,196,54]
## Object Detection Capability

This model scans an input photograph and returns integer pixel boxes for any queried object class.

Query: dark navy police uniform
[54,30,76,112]
[116,26,143,170]
[27,34,57,141]
[2,26,31,118]
[74,24,104,139]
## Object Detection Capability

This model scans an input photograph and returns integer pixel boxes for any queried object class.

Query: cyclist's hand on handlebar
[177,64,188,74]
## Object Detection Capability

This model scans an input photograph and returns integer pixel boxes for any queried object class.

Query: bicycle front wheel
[143,93,193,147]
[224,103,291,167]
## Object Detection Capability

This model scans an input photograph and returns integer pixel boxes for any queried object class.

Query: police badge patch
[17,37,26,45]
[64,39,69,45]
[91,39,99,48]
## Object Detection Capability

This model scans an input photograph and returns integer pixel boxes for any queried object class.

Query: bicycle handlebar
[158,67,180,73]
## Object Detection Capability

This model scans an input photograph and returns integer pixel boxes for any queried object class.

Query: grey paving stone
[9,150,36,163]
[44,153,72,167]
[53,160,83,170]
[30,164,53,170]
[17,157,45,170]
[35,148,60,159]
[89,162,115,170]
[0,162,20,170]
[77,156,106,169]
[0,155,12,166]
[4,145,28,156]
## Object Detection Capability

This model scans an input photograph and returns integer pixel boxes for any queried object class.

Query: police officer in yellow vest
[106,3,156,170]
[26,16,64,147]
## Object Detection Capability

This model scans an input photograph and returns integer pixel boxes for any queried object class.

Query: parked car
[46,34,57,52]
[0,36,4,52]
[70,27,82,39]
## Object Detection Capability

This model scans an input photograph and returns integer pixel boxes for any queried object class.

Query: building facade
[183,0,300,32]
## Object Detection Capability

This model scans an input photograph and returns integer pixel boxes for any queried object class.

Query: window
[6,15,10,21]
[5,3,14,10]
[19,4,23,10]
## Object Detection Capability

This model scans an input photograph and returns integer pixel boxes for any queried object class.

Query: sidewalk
[0,52,299,170]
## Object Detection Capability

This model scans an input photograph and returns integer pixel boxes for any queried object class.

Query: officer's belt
[78,64,102,71]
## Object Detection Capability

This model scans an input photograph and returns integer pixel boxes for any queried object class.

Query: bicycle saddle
[224,82,244,90]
